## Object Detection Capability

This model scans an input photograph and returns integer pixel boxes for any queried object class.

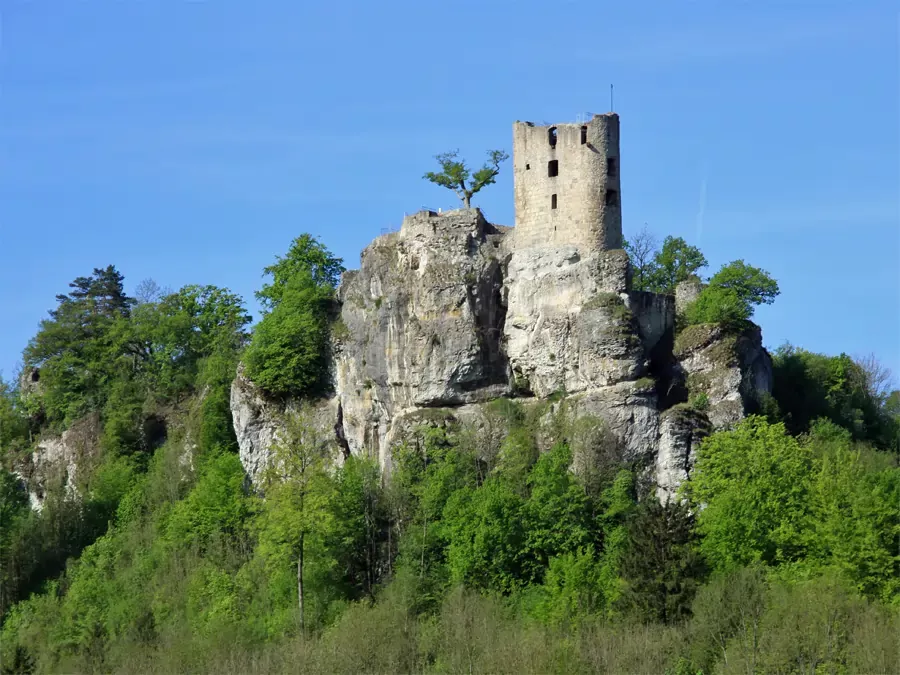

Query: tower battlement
[512,113,622,253]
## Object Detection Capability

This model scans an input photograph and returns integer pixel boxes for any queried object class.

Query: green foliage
[650,236,708,294]
[0,470,30,612]
[804,421,900,601]
[166,452,250,551]
[24,266,133,427]
[683,417,815,570]
[444,478,527,592]
[688,567,899,675]
[771,343,898,449]
[255,234,345,313]
[244,274,333,398]
[117,284,251,398]
[623,232,707,294]
[521,443,595,576]
[0,377,29,458]
[245,234,345,399]
[684,416,900,601]
[688,392,709,411]
[3,238,898,673]
[423,149,509,208]
[620,499,707,624]
[683,259,779,327]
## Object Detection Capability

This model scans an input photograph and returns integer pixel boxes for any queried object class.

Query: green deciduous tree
[256,234,345,312]
[166,452,251,551]
[256,405,337,633]
[24,266,134,426]
[621,232,707,295]
[647,236,708,294]
[423,149,509,209]
[245,235,344,398]
[683,417,814,571]
[0,378,29,457]
[771,344,897,448]
[683,260,779,327]
[244,274,333,398]
[443,478,527,593]
[805,421,900,601]
[118,284,251,398]
[522,443,594,578]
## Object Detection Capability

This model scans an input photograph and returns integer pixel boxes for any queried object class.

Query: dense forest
[1,230,898,675]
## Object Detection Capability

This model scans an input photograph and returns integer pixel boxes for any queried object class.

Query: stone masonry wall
[512,113,621,253]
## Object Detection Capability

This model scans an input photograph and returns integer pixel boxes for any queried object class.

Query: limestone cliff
[15,413,102,511]
[231,208,772,499]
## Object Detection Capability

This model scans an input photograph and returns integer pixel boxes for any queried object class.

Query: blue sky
[1,0,898,385]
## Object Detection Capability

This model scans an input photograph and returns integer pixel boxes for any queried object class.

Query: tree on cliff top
[424,149,509,209]
[683,260,779,328]
[245,235,343,398]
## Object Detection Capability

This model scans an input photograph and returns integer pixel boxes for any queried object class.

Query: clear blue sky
[1,0,898,385]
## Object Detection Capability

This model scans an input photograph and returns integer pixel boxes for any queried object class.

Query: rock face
[230,364,341,486]
[655,404,712,504]
[332,209,510,470]
[673,323,772,430]
[15,413,101,511]
[504,245,645,398]
[230,208,773,501]
[231,365,286,486]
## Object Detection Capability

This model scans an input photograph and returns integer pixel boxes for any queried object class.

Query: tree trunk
[297,533,305,635]
[462,194,471,208]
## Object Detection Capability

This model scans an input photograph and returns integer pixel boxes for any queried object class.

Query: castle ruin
[231,110,774,506]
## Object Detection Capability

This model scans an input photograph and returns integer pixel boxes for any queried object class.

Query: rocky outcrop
[674,323,772,430]
[231,365,286,485]
[504,246,646,398]
[655,404,712,504]
[230,364,343,486]
[15,413,102,511]
[332,209,510,468]
[230,208,773,502]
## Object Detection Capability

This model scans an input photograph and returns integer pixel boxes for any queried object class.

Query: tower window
[604,189,618,206]
[548,160,559,177]
[548,127,557,148]
[525,163,530,170]
[607,157,617,177]
[580,126,588,144]
[551,194,558,209]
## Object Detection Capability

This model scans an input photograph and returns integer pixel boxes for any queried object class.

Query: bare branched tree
[134,278,171,305]
[623,224,659,292]
[855,353,895,403]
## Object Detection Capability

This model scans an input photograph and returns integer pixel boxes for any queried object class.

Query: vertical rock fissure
[334,402,351,460]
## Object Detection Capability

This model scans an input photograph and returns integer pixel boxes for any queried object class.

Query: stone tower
[512,113,622,253]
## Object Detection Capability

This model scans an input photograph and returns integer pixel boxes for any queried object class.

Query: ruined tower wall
[512,113,622,253]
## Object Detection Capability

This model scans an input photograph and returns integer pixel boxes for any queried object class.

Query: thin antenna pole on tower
[610,84,614,112]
